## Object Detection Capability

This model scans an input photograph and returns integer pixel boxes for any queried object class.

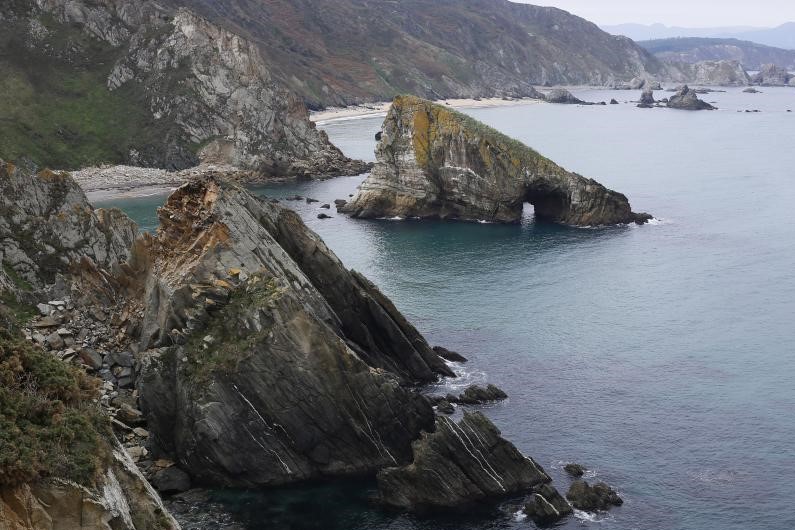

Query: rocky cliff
[640,37,795,71]
[164,0,673,108]
[341,96,651,226]
[0,1,366,177]
[751,64,795,86]
[123,177,456,486]
[669,60,752,86]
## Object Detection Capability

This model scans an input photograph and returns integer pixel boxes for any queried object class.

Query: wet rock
[564,463,587,477]
[341,96,650,226]
[432,345,468,363]
[743,87,761,93]
[667,85,716,110]
[376,412,552,509]
[610,98,619,104]
[334,199,348,208]
[435,399,455,414]
[152,466,192,495]
[566,480,623,512]
[306,198,319,204]
[317,213,332,219]
[448,384,508,405]
[320,203,331,209]
[524,483,574,525]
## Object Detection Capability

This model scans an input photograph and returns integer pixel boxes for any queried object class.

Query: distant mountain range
[640,38,795,70]
[602,23,795,50]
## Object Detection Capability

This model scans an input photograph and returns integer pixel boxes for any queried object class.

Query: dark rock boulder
[609,98,619,104]
[524,483,574,525]
[448,384,508,405]
[317,213,332,219]
[564,463,587,477]
[341,96,651,226]
[151,466,192,495]
[435,399,455,414]
[376,412,554,509]
[743,87,761,93]
[566,480,623,512]
[432,345,468,363]
[667,85,716,110]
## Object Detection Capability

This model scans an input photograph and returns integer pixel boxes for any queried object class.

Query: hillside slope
[0,0,365,175]
[165,0,672,107]
[640,37,795,70]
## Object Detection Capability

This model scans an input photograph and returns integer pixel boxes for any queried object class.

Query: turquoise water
[96,87,795,530]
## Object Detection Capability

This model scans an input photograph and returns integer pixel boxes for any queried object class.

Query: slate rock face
[524,483,574,525]
[376,412,556,509]
[133,177,452,487]
[341,96,651,226]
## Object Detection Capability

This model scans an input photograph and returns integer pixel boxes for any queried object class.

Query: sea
[95,87,795,530]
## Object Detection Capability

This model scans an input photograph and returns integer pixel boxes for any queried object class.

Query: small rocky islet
[341,95,652,226]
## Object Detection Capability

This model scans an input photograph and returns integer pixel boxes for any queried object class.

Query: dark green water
[96,87,795,530]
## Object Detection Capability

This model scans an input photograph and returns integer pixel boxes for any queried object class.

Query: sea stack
[667,86,716,110]
[341,96,651,226]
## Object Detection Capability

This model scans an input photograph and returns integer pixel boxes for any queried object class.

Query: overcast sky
[515,1,795,27]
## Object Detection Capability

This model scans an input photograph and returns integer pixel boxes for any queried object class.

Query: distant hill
[165,0,672,108]
[640,38,795,70]
[603,23,795,50]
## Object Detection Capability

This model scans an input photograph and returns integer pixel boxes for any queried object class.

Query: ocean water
[95,87,795,530]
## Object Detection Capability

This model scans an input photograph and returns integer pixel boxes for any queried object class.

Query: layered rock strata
[341,96,651,226]
[376,412,561,509]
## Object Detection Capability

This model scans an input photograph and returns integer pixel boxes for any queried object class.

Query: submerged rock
[566,480,623,512]
[376,412,554,509]
[564,463,587,477]
[667,85,716,110]
[524,483,574,525]
[341,96,651,226]
[432,345,468,363]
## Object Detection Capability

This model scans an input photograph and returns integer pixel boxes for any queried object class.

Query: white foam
[513,509,528,522]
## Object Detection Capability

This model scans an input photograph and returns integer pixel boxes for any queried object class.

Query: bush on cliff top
[0,327,110,488]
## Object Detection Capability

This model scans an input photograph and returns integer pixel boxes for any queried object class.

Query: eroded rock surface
[130,177,453,487]
[376,412,557,509]
[751,63,795,86]
[341,96,651,226]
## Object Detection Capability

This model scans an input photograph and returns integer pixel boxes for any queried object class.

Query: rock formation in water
[376,412,558,509]
[0,1,366,177]
[663,60,751,86]
[523,483,574,525]
[667,85,717,110]
[341,96,651,226]
[125,176,457,487]
[566,480,624,512]
[638,87,656,108]
[542,89,591,105]
[751,64,795,86]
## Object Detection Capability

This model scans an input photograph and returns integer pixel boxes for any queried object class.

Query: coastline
[310,96,545,125]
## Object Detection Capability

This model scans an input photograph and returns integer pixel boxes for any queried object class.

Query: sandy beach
[310,97,544,125]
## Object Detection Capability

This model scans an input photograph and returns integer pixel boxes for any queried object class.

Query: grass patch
[0,14,187,169]
[0,328,111,488]
[180,276,284,384]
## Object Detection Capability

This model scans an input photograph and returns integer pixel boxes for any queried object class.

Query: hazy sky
[516,1,795,27]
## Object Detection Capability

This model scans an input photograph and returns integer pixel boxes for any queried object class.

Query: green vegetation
[0,15,185,170]
[0,327,110,488]
[181,275,285,383]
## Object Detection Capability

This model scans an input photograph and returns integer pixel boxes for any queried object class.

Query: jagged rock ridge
[0,0,366,177]
[342,96,651,226]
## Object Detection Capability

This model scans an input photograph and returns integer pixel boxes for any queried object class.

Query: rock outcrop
[542,89,590,105]
[641,37,795,72]
[0,1,366,177]
[667,85,717,110]
[376,412,558,509]
[566,480,624,512]
[751,63,795,86]
[638,87,656,107]
[0,160,138,297]
[129,177,455,487]
[523,483,574,525]
[341,96,651,226]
